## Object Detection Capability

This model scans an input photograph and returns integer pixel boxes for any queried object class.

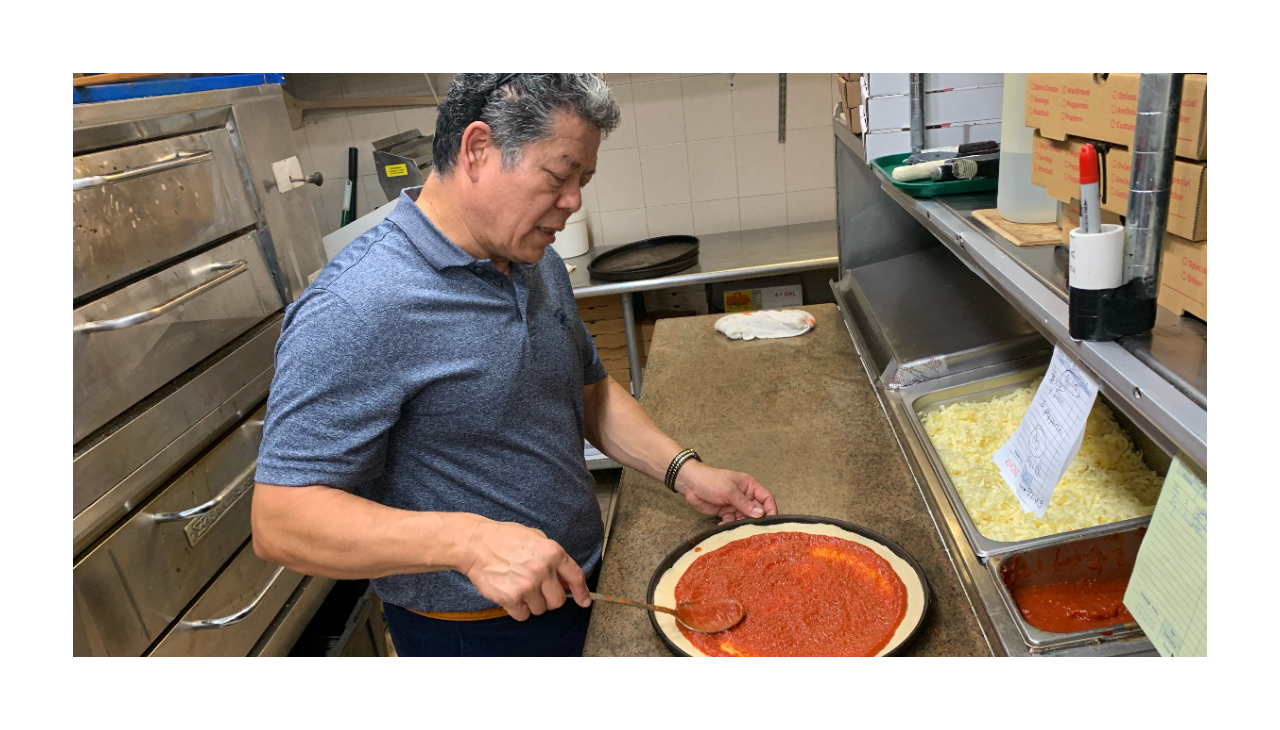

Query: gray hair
[431,73,621,176]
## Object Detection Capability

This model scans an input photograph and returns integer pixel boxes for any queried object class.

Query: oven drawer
[148,540,304,657]
[73,314,279,553]
[72,126,258,300]
[72,405,266,657]
[73,231,282,444]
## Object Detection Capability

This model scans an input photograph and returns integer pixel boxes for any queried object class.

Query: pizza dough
[652,522,927,657]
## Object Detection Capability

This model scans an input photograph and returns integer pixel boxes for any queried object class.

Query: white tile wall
[786,73,835,130]
[687,137,738,202]
[600,208,649,246]
[731,73,780,136]
[302,113,356,181]
[361,175,390,210]
[286,72,445,237]
[786,188,836,225]
[587,72,839,245]
[347,110,399,178]
[646,203,694,237]
[681,74,735,142]
[595,148,647,212]
[631,73,681,83]
[735,132,786,198]
[288,73,840,241]
[638,143,691,207]
[599,83,638,151]
[784,126,835,192]
[739,193,789,229]
[632,79,686,147]
[692,199,741,235]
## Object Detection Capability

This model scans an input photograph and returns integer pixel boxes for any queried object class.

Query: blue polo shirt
[256,187,609,614]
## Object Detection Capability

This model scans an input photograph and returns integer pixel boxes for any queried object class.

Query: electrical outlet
[272,156,305,192]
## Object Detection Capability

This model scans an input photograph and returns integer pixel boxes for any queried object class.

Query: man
[252,73,778,657]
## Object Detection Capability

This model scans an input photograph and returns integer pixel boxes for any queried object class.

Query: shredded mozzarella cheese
[919,378,1162,543]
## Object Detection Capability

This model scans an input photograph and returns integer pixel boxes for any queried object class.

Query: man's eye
[549,172,567,185]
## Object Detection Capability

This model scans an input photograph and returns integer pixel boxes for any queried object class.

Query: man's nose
[558,185,582,213]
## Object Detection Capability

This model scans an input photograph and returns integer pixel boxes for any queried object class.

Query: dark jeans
[384,573,599,657]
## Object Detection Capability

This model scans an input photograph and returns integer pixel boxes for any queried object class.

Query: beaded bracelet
[665,448,702,492]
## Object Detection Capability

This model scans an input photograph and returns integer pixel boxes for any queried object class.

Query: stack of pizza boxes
[1025,73,1208,322]
[576,296,630,391]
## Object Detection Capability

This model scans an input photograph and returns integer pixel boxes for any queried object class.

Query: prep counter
[581,304,993,656]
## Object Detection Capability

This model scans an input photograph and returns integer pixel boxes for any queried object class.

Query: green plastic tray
[870,152,1000,197]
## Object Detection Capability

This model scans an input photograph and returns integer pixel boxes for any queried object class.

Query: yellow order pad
[1124,454,1208,657]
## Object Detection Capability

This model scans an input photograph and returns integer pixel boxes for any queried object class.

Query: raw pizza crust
[652,522,927,657]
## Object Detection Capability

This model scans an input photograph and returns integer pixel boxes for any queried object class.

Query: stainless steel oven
[72,83,335,656]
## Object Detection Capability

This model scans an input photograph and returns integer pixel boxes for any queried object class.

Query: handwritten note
[992,347,1099,517]
[1124,455,1208,657]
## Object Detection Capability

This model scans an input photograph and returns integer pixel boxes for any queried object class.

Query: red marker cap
[1079,144,1099,185]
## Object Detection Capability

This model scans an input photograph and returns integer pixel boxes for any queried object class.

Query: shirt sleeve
[255,289,406,489]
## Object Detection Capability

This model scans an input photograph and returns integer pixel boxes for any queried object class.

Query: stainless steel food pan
[986,525,1148,652]
[899,357,1170,558]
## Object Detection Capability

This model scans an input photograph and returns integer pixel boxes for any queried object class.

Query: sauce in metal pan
[674,532,907,656]
[1012,579,1135,634]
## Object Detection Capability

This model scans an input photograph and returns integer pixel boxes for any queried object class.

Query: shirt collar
[386,186,479,271]
[386,186,540,275]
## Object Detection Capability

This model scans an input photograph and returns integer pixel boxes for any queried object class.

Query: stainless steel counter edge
[833,281,1156,657]
[851,155,1206,470]
[566,220,838,298]
[832,283,1000,657]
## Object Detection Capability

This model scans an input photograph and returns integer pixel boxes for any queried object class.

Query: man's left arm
[583,377,778,523]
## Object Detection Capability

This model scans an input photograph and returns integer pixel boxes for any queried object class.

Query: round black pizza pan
[586,235,699,281]
[645,514,932,657]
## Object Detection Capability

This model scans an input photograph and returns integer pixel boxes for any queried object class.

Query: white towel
[714,310,816,341]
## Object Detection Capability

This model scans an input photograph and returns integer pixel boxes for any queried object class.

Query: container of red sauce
[987,525,1149,652]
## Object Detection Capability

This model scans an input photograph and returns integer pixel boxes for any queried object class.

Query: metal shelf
[837,122,1207,470]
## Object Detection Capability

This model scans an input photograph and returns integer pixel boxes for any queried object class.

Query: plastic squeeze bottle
[996,73,1057,223]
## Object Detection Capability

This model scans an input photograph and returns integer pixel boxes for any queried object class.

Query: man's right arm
[251,291,585,620]
[251,483,590,620]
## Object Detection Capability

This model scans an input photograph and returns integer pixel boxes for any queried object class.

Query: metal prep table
[832,115,1205,656]
[567,220,838,395]
[566,220,838,471]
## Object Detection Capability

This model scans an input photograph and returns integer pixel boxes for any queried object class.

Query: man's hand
[673,460,779,524]
[460,518,591,621]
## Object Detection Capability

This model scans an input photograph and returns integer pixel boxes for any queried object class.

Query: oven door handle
[72,149,213,191]
[149,445,262,525]
[73,260,247,334]
[177,566,288,632]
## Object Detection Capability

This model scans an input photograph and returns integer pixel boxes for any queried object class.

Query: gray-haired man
[251,74,778,656]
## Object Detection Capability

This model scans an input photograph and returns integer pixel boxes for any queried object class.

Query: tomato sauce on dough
[1012,579,1134,634]
[673,531,908,656]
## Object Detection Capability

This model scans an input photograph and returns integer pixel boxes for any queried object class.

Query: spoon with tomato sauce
[588,591,745,633]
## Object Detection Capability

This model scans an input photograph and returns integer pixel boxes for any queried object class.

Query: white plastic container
[551,209,590,259]
[997,73,1057,224]
[1068,223,1124,290]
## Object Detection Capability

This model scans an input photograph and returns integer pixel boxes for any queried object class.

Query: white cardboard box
[860,73,1006,99]
[860,84,1004,133]
[863,120,1002,161]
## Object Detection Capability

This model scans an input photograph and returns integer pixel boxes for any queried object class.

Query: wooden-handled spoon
[588,591,745,633]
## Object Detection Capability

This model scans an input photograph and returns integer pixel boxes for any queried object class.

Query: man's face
[470,110,600,264]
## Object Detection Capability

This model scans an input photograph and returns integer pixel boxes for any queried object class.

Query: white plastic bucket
[552,209,590,259]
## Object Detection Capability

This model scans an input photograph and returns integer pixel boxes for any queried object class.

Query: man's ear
[458,121,495,184]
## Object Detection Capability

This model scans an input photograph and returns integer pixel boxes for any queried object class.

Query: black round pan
[586,235,699,282]
[645,514,932,657]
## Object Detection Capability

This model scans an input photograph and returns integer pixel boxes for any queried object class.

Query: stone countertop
[581,303,993,657]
